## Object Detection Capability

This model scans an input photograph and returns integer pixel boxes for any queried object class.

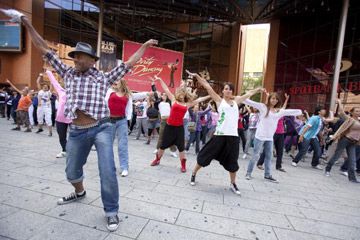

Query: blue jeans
[247,137,273,177]
[186,130,201,154]
[293,138,321,166]
[66,121,118,217]
[326,138,358,181]
[114,118,129,171]
[183,119,190,142]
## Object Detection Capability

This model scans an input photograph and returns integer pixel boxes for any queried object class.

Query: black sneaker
[57,191,86,205]
[190,174,196,186]
[12,127,20,131]
[276,168,286,172]
[107,215,120,232]
[230,183,241,195]
[24,128,31,132]
[264,175,279,183]
[36,129,43,134]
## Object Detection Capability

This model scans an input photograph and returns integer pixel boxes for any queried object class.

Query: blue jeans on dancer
[66,121,118,217]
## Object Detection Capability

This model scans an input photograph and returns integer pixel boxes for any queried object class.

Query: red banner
[122,40,184,93]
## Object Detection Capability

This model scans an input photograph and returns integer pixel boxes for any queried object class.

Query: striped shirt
[44,51,130,120]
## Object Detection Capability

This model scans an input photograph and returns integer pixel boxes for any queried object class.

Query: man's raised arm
[0,9,50,54]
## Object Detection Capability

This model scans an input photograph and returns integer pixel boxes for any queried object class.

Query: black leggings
[237,128,247,152]
[148,128,160,137]
[56,121,69,152]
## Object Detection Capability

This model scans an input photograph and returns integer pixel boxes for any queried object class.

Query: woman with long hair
[150,75,210,172]
[325,99,360,183]
[105,80,152,177]
[244,92,302,183]
[154,92,178,156]
[187,70,264,195]
[46,70,72,158]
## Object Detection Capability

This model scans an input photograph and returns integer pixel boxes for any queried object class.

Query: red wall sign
[288,81,360,95]
[122,40,184,93]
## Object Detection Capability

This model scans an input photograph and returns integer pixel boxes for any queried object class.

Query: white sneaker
[245,174,251,180]
[313,165,323,170]
[325,171,330,177]
[242,154,247,159]
[291,162,297,167]
[170,152,177,158]
[340,171,348,177]
[56,151,66,158]
[230,183,241,195]
[121,170,129,177]
[153,149,158,154]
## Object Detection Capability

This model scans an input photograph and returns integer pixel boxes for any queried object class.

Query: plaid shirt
[44,51,130,120]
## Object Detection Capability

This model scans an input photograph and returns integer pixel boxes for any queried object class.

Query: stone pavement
[0,118,359,240]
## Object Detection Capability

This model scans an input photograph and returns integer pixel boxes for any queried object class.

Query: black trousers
[56,121,69,152]
[6,105,11,119]
[237,128,247,152]
[257,133,285,169]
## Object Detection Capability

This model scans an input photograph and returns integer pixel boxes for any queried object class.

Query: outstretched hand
[185,70,196,77]
[0,9,24,23]
[285,93,289,100]
[143,39,158,48]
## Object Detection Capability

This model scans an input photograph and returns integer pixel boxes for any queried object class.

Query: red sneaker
[150,159,160,166]
[150,154,161,166]
[180,159,186,173]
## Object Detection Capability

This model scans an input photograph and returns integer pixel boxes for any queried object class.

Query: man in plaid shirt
[1,9,157,231]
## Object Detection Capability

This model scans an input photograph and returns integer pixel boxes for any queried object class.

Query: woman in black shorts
[150,75,210,172]
[186,70,264,195]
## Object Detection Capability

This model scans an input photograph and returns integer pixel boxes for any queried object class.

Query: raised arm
[186,70,222,105]
[336,99,348,120]
[125,39,158,67]
[36,74,42,91]
[279,108,303,117]
[0,9,49,54]
[243,98,267,113]
[153,75,175,102]
[6,79,21,93]
[234,87,265,105]
[46,70,63,95]
[188,95,211,108]
[282,93,289,109]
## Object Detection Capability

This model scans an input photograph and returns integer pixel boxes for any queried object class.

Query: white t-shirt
[244,99,302,141]
[38,90,51,108]
[214,99,239,137]
[159,101,171,117]
[135,101,148,118]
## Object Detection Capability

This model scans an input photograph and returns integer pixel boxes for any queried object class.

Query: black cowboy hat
[68,42,99,61]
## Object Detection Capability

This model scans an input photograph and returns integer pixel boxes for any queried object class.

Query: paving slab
[287,215,360,240]
[176,210,278,240]
[1,118,360,240]
[44,203,148,239]
[137,220,240,240]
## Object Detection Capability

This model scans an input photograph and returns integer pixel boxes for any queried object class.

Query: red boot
[180,158,187,173]
[150,153,161,166]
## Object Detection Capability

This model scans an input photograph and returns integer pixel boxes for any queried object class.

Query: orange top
[17,95,32,111]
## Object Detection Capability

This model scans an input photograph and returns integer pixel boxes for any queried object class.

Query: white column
[330,0,349,109]
[96,0,104,69]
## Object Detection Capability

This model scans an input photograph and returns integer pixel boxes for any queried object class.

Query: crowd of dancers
[1,8,359,233]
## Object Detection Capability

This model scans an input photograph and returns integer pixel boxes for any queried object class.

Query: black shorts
[160,124,185,152]
[197,135,240,172]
